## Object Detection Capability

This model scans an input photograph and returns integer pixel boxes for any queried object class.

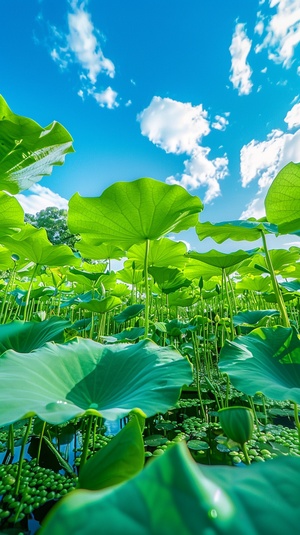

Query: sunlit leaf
[0,95,74,193]
[40,442,300,535]
[0,338,192,426]
[265,162,300,235]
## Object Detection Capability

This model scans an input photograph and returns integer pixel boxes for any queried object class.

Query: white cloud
[284,102,300,129]
[45,0,118,107]
[138,96,229,203]
[16,184,68,214]
[212,114,229,131]
[67,2,115,83]
[261,66,268,73]
[255,0,300,68]
[229,23,253,96]
[137,96,210,154]
[240,103,300,217]
[125,99,132,107]
[92,86,118,109]
[166,147,229,203]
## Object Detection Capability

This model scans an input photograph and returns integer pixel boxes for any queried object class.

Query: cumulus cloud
[212,114,230,131]
[284,102,300,129]
[92,86,118,109]
[138,97,210,155]
[255,0,300,69]
[138,97,229,203]
[229,23,253,96]
[240,102,300,218]
[166,147,229,203]
[45,0,117,108]
[16,184,68,215]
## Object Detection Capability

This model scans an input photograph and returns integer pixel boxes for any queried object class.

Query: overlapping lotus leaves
[233,310,279,327]
[0,95,74,194]
[126,238,187,269]
[76,240,125,261]
[265,162,300,235]
[0,191,24,238]
[78,416,144,491]
[0,338,192,426]
[113,304,145,323]
[196,219,278,243]
[1,226,79,266]
[187,248,258,269]
[0,317,72,355]
[68,178,203,249]
[219,326,300,403]
[40,442,300,535]
[76,296,122,313]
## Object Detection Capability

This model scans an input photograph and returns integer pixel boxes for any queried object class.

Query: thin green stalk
[37,421,47,465]
[24,264,38,321]
[8,424,14,457]
[223,269,235,341]
[143,239,150,338]
[241,442,251,465]
[80,415,94,470]
[260,231,290,327]
[293,402,300,451]
[15,417,33,495]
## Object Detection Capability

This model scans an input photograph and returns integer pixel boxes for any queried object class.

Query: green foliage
[0,338,192,426]
[196,219,278,243]
[25,207,78,248]
[40,442,300,535]
[219,326,300,403]
[0,95,74,194]
[265,162,300,235]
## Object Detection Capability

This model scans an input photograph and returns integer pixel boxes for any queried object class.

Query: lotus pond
[0,95,300,534]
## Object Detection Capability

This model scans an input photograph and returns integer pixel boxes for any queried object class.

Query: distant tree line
[25,207,79,249]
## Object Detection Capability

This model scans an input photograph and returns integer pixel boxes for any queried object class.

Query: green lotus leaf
[79,415,144,491]
[265,162,300,235]
[0,317,72,355]
[68,178,203,249]
[40,442,300,535]
[235,276,271,293]
[105,327,145,342]
[0,95,74,194]
[76,240,125,261]
[219,326,300,403]
[187,249,258,269]
[233,310,280,327]
[69,265,107,281]
[127,238,187,269]
[1,226,80,266]
[280,280,300,292]
[116,267,144,285]
[0,244,14,270]
[113,304,145,324]
[0,338,192,426]
[168,289,198,307]
[218,406,254,445]
[148,266,191,294]
[0,191,25,237]
[76,296,122,313]
[196,219,278,243]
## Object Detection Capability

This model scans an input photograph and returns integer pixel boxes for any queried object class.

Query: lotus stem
[37,421,47,465]
[15,416,33,495]
[260,231,290,328]
[80,415,94,470]
[293,402,300,450]
[241,442,251,465]
[143,239,150,338]
[24,264,38,321]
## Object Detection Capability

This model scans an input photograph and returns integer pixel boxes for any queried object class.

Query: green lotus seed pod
[218,406,254,446]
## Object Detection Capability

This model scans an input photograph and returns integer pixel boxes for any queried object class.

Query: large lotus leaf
[113,304,145,324]
[265,162,300,235]
[1,226,80,266]
[168,289,198,307]
[233,310,280,327]
[77,241,125,261]
[0,338,192,426]
[280,280,300,292]
[235,276,271,293]
[238,249,299,277]
[184,259,231,281]
[79,416,144,491]
[0,95,74,194]
[0,245,14,270]
[219,326,300,403]
[187,249,258,269]
[127,238,187,269]
[196,219,278,243]
[40,441,300,535]
[69,264,107,281]
[148,266,191,294]
[68,178,203,249]
[116,267,144,285]
[0,317,72,355]
[0,191,25,237]
[76,296,122,313]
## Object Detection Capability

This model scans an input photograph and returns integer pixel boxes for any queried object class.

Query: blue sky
[1,0,300,250]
